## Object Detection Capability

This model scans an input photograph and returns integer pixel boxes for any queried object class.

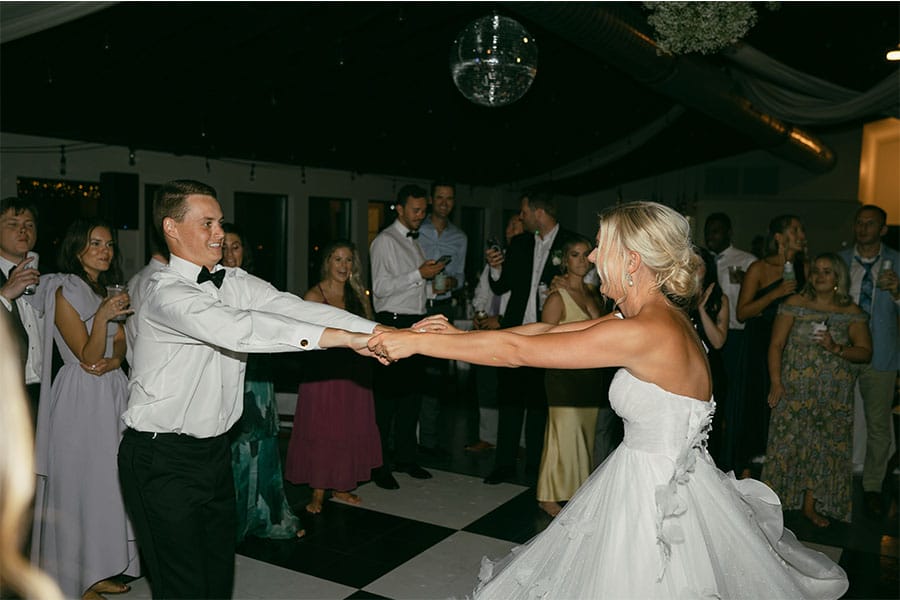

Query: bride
[368,201,848,599]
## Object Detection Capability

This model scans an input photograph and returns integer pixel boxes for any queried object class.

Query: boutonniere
[551,249,563,267]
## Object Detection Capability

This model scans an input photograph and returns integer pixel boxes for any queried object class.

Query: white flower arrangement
[643,2,779,55]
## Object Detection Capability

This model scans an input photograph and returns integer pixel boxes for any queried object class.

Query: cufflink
[300,339,309,347]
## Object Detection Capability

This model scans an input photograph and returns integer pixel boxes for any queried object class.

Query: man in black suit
[483,191,577,484]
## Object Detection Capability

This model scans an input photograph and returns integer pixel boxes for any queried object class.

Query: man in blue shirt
[417,181,467,457]
[838,204,899,519]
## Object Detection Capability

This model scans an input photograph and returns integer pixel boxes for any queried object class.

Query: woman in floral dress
[764,253,871,527]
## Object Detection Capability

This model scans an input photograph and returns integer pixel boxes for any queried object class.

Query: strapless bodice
[609,369,714,460]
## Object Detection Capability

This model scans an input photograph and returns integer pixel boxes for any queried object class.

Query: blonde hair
[0,319,62,600]
[595,201,701,309]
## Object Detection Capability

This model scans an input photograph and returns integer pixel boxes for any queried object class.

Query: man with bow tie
[0,196,43,425]
[118,179,385,599]
[369,184,445,489]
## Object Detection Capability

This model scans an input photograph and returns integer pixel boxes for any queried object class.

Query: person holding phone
[369,184,444,488]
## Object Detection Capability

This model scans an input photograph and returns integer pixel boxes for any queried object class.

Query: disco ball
[449,15,538,108]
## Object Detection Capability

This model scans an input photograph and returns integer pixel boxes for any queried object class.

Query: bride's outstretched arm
[369,313,641,371]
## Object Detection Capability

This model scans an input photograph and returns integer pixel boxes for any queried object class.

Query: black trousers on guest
[494,366,548,473]
[118,428,236,599]
[374,312,426,466]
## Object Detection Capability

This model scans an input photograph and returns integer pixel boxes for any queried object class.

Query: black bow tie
[197,266,225,288]
[406,230,419,239]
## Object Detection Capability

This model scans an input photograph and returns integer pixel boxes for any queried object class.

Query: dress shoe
[483,465,516,485]
[864,491,883,519]
[465,440,495,453]
[372,467,399,490]
[394,462,433,479]
[418,444,451,459]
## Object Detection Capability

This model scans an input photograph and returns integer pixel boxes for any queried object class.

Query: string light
[59,145,66,176]
[128,147,136,166]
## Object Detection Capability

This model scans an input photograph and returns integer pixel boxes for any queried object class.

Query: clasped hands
[357,314,459,365]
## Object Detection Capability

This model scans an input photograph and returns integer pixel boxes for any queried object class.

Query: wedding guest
[0,196,43,424]
[286,240,383,513]
[536,234,607,517]
[418,180,467,459]
[31,218,138,600]
[220,222,303,540]
[118,180,383,599]
[736,214,807,478]
[468,213,524,452]
[838,204,900,519]
[369,201,848,599]
[691,246,729,461]
[764,253,871,527]
[482,191,577,485]
[0,317,62,600]
[703,212,755,470]
[368,184,443,488]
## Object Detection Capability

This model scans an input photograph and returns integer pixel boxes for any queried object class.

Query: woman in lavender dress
[31,218,138,599]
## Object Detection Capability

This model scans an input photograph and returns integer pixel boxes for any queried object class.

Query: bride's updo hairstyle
[595,201,701,309]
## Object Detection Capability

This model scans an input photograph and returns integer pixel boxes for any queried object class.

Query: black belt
[375,312,426,328]
[124,427,227,443]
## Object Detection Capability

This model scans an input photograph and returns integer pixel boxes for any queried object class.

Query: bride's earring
[626,273,634,287]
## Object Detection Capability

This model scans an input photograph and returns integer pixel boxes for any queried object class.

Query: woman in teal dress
[221,223,303,541]
[763,253,871,527]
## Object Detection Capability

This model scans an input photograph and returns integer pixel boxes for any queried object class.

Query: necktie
[197,266,225,288]
[406,230,419,240]
[1,267,29,370]
[854,256,878,313]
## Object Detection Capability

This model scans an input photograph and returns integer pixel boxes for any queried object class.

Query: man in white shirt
[369,184,445,488]
[118,180,384,599]
[482,192,576,484]
[0,196,43,425]
[704,212,757,471]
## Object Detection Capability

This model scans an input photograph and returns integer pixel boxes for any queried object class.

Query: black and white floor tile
[119,400,898,600]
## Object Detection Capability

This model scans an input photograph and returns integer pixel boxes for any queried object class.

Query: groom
[118,179,385,599]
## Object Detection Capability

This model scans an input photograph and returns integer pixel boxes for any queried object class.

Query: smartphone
[486,237,502,253]
[437,255,452,265]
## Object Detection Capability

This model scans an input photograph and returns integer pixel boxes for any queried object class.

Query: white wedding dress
[474,369,849,599]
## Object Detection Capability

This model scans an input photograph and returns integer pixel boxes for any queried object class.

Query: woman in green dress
[222,223,303,541]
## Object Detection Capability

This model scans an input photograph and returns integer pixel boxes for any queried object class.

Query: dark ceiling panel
[2,2,897,194]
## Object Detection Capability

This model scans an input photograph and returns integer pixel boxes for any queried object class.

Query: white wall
[1,132,520,291]
[2,127,872,291]
[576,128,866,256]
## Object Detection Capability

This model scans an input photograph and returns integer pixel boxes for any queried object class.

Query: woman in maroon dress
[284,240,383,513]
